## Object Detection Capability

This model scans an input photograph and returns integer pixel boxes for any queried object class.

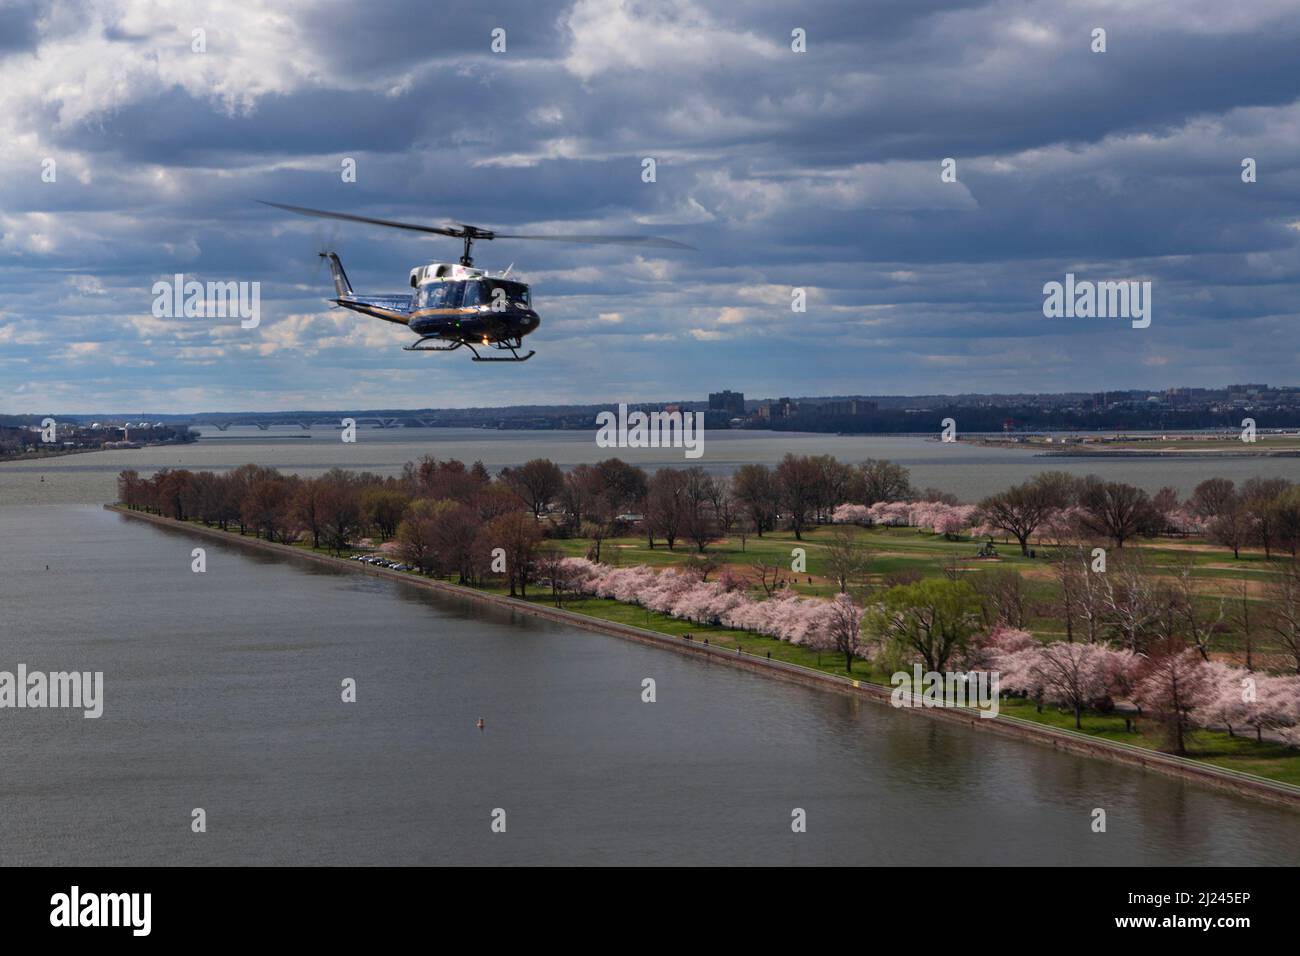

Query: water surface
[6,427,1300,506]
[1,504,1296,865]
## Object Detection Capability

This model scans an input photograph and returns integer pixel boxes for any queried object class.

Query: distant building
[708,390,745,415]
[759,397,798,420]
[820,399,877,417]
[1228,383,1267,401]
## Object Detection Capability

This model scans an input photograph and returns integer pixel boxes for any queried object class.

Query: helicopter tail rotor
[290,225,341,289]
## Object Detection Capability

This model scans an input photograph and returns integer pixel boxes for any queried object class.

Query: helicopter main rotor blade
[257,201,464,238]
[258,201,694,250]
[492,232,695,250]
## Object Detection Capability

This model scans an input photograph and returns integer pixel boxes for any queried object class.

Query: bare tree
[684,552,724,582]
[645,468,687,550]
[708,476,737,535]
[560,463,597,532]
[537,548,570,607]
[734,515,755,552]
[318,475,364,554]
[1169,556,1226,660]
[731,464,778,537]
[977,473,1072,555]
[486,509,543,597]
[581,519,611,563]
[1072,545,1109,644]
[972,569,1028,629]
[776,453,821,540]
[1190,477,1238,521]
[1207,507,1251,560]
[1243,477,1290,558]
[1263,559,1300,674]
[1099,550,1159,651]
[1077,478,1160,548]
[853,459,912,504]
[823,525,870,593]
[500,458,564,521]
[1234,577,1256,670]
[1187,477,1250,559]
[682,467,720,553]
[756,561,785,597]
[1053,546,1082,642]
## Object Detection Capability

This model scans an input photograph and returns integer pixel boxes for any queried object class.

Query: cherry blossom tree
[1032,642,1135,729]
[824,593,867,672]
[832,503,872,525]
[1133,641,1209,755]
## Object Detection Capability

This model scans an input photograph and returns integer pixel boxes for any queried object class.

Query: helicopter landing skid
[403,336,534,361]
[403,337,463,353]
[470,348,535,362]
[466,338,534,362]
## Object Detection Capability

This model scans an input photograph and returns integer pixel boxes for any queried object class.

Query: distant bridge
[184,417,438,431]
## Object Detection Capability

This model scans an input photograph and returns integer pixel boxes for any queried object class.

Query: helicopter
[257,201,693,362]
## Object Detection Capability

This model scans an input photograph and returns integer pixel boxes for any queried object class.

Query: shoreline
[1034,450,1300,459]
[105,503,1300,811]
[0,441,198,464]
[959,439,1300,459]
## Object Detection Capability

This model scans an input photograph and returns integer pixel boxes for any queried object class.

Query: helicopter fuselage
[321,254,540,360]
[405,263,540,345]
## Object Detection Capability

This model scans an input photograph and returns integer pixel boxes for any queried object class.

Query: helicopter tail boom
[320,252,353,298]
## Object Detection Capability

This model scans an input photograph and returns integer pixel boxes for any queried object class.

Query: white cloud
[562,0,780,81]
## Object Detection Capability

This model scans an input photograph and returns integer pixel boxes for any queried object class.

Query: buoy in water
[475,717,485,731]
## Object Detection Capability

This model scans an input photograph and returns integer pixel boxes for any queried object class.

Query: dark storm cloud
[4,0,1300,412]
[295,0,574,67]
[0,0,44,54]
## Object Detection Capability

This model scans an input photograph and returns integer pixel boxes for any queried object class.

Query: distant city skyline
[9,379,1300,421]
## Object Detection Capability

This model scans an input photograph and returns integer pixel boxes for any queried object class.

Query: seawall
[105,504,1300,810]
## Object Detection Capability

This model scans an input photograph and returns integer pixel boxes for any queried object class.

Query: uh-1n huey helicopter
[258,201,693,362]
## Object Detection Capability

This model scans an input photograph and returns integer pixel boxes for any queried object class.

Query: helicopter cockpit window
[422,281,464,310]
[461,280,485,308]
[483,280,530,309]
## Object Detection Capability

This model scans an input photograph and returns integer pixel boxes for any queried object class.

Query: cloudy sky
[3,0,1300,413]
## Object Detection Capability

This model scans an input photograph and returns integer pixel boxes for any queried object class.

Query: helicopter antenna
[500,263,513,278]
[256,201,694,268]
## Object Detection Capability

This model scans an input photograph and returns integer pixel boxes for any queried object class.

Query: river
[1,504,1296,865]
[5,427,1300,507]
